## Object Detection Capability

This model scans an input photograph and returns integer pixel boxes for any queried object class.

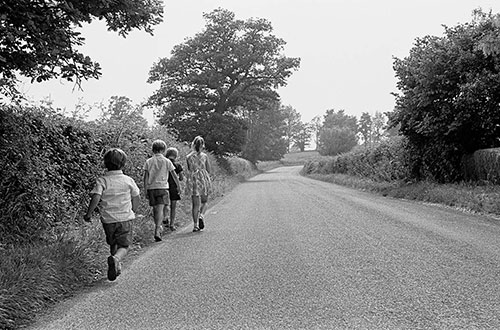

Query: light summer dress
[185,151,211,196]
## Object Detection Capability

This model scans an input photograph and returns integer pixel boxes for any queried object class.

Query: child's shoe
[198,216,205,230]
[107,256,119,281]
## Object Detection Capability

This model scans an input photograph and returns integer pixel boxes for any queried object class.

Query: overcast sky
[19,0,500,124]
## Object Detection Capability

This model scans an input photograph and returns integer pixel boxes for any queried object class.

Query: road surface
[30,166,500,329]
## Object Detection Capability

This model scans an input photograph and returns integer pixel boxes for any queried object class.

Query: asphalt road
[30,166,500,329]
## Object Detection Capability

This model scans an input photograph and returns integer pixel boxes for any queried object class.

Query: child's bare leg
[163,203,169,226]
[199,195,208,219]
[153,204,164,238]
[170,200,177,228]
[191,195,201,228]
[110,244,118,256]
[114,246,128,261]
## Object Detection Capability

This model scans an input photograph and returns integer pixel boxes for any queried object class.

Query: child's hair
[103,148,127,171]
[192,136,205,153]
[152,139,167,153]
[166,147,178,159]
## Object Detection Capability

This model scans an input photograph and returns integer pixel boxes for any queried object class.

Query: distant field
[281,150,323,165]
[257,150,328,171]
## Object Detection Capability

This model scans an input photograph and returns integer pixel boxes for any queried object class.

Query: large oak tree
[148,8,300,155]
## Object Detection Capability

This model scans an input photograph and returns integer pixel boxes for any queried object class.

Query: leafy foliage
[0,106,102,245]
[293,122,312,152]
[0,0,164,97]
[148,8,300,155]
[318,127,357,156]
[281,105,302,152]
[318,109,358,156]
[240,100,288,162]
[358,112,372,145]
[309,115,322,150]
[304,136,411,182]
[390,9,500,182]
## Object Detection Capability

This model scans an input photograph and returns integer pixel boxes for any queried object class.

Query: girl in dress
[185,136,212,232]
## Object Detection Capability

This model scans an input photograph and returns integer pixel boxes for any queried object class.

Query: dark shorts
[147,189,170,206]
[169,187,181,201]
[201,195,208,203]
[102,221,132,248]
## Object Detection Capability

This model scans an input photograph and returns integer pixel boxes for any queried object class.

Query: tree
[96,96,148,146]
[0,0,164,98]
[318,109,358,156]
[371,111,386,143]
[390,9,500,181]
[240,100,288,162]
[293,122,312,152]
[318,127,357,156]
[323,109,357,132]
[358,112,372,145]
[148,8,300,155]
[476,9,500,56]
[282,105,302,153]
[309,115,322,150]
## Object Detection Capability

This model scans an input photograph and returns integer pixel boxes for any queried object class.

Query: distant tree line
[2,3,500,183]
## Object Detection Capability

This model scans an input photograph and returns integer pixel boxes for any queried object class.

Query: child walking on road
[84,148,140,281]
[143,140,180,241]
[186,136,211,232]
[164,147,184,231]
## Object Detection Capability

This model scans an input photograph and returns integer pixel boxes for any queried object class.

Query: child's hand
[83,214,92,222]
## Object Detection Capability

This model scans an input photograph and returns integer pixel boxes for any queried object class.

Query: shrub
[461,148,500,184]
[0,106,102,245]
[302,137,412,182]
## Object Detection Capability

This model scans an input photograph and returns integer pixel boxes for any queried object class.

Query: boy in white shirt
[84,148,140,281]
[143,140,180,241]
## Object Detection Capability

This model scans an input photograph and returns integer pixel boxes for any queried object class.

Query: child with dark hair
[143,140,180,241]
[164,147,183,231]
[84,148,140,281]
[185,136,212,232]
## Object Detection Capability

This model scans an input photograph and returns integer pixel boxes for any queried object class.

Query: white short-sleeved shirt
[143,154,174,190]
[90,170,140,224]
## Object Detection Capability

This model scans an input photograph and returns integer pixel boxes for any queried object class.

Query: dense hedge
[0,106,192,246]
[303,137,411,182]
[0,107,103,245]
[461,148,500,184]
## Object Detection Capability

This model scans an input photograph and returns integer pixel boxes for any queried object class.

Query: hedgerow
[0,104,241,329]
[303,136,411,182]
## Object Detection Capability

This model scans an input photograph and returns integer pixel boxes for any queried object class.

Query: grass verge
[0,157,259,330]
[304,172,500,217]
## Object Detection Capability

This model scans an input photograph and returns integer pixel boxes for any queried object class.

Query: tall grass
[0,155,254,330]
[302,138,500,218]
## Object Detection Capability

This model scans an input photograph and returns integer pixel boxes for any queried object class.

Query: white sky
[19,0,500,124]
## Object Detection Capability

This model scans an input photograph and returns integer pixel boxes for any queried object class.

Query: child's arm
[205,157,212,174]
[143,170,149,194]
[84,194,101,222]
[131,195,140,213]
[170,170,181,191]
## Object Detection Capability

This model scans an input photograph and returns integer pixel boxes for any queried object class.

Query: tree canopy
[148,8,300,155]
[318,109,358,156]
[390,9,500,181]
[0,0,164,98]
[240,100,288,162]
